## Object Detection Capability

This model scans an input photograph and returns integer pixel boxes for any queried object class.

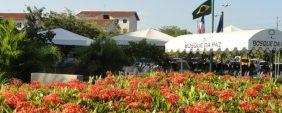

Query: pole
[209,52,213,72]
[212,0,215,33]
[276,51,277,77]
[277,16,279,30]
[278,49,280,77]
[222,11,224,31]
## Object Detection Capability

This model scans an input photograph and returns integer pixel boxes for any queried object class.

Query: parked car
[169,58,190,72]
[259,61,270,71]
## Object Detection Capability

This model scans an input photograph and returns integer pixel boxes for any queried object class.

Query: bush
[0,20,25,78]
[76,38,128,76]
[124,39,169,66]
[10,7,62,82]
[0,72,281,112]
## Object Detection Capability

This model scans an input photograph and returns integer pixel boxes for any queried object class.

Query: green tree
[76,38,128,76]
[159,26,192,37]
[11,7,62,82]
[0,20,25,76]
[44,10,104,39]
[106,21,121,38]
[124,39,169,66]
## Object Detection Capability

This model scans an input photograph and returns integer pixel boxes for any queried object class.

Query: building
[0,13,28,29]
[77,11,140,33]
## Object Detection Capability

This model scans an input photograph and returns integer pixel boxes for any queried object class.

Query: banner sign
[185,42,221,49]
[252,40,282,47]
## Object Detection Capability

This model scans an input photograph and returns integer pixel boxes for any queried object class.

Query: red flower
[79,93,92,100]
[16,101,32,110]
[218,89,234,100]
[29,81,40,89]
[196,83,211,91]
[207,88,216,95]
[240,100,259,112]
[11,79,22,87]
[160,88,171,95]
[67,79,88,91]
[45,82,69,90]
[128,80,140,89]
[156,72,164,77]
[21,106,49,113]
[195,75,203,81]
[251,83,264,91]
[173,76,186,84]
[246,89,259,98]
[106,71,113,77]
[88,85,102,96]
[143,103,152,110]
[3,90,25,107]
[62,103,87,113]
[164,93,179,104]
[182,101,216,113]
[138,91,152,103]
[272,87,280,96]
[142,77,157,86]
[262,95,273,101]
[43,93,61,105]
[204,72,216,79]
[128,102,140,109]
[221,74,232,80]
[34,106,49,113]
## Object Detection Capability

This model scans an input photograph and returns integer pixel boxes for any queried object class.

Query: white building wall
[115,17,130,33]
[14,19,26,29]
[128,15,137,32]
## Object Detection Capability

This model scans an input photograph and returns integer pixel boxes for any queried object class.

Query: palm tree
[0,20,25,74]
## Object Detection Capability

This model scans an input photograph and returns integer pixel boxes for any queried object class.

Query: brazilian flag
[192,0,212,19]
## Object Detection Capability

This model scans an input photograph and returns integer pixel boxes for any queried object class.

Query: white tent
[112,28,174,46]
[165,29,282,53]
[40,28,94,46]
[223,25,242,33]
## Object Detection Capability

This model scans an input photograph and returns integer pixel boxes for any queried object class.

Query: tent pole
[212,0,215,33]
[240,53,242,76]
[274,51,275,77]
[209,51,213,72]
[276,50,278,77]
[274,50,277,77]
[221,52,223,75]
[278,49,280,78]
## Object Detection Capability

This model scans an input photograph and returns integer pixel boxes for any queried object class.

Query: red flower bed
[0,72,281,112]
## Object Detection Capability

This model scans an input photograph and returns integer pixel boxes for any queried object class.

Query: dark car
[169,58,190,72]
[259,61,269,71]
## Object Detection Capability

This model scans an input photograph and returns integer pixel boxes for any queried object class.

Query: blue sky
[0,0,281,33]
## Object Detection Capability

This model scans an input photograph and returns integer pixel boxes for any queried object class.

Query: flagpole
[210,0,215,72]
[222,11,224,31]
[212,0,215,33]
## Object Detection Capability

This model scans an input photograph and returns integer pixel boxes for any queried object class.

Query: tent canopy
[223,25,242,33]
[39,28,94,46]
[112,28,174,46]
[165,29,282,53]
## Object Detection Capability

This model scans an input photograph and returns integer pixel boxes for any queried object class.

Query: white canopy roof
[223,25,242,33]
[165,29,282,53]
[112,28,174,46]
[40,28,94,46]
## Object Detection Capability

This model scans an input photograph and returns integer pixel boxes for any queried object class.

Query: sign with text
[250,40,282,50]
[185,42,221,49]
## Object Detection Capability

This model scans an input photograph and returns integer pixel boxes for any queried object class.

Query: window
[16,23,22,28]
[123,19,127,23]
[103,15,110,19]
[114,19,119,24]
